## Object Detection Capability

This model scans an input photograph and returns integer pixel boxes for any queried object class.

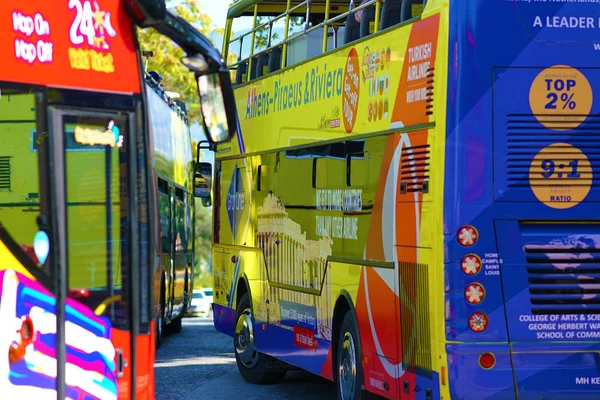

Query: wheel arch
[236,272,253,314]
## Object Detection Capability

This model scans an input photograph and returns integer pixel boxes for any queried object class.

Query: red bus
[0,0,236,398]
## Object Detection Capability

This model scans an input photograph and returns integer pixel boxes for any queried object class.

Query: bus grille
[400,145,430,194]
[505,114,600,189]
[526,241,600,314]
[0,157,11,190]
[399,261,432,377]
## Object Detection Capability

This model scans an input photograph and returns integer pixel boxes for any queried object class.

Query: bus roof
[227,0,347,19]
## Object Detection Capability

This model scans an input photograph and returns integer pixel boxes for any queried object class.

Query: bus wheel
[336,310,364,400]
[234,293,286,385]
[168,316,183,334]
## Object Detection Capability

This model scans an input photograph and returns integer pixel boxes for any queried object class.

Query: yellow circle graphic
[529,143,593,209]
[529,65,593,131]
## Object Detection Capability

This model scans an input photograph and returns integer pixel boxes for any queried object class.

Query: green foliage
[194,200,212,260]
[137,0,222,123]
[253,16,305,53]
[194,199,213,286]
[193,270,213,290]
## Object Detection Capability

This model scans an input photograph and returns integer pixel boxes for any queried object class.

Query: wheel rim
[338,331,357,400]
[234,308,258,368]
[157,315,162,339]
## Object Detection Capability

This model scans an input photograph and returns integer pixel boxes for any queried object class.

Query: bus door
[0,91,148,398]
[49,106,145,399]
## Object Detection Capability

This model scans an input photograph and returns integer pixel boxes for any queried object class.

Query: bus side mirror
[194,162,212,199]
[196,70,237,145]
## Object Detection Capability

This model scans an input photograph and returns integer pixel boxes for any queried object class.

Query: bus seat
[235,60,248,85]
[250,56,260,80]
[256,52,270,78]
[343,12,360,44]
[380,0,402,30]
[268,46,283,72]
[359,4,376,39]
[401,0,424,22]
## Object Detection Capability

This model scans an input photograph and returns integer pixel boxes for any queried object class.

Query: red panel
[1,0,141,94]
[112,327,156,400]
[293,326,318,352]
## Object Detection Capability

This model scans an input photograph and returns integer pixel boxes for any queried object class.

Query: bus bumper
[447,343,600,399]
[213,303,236,337]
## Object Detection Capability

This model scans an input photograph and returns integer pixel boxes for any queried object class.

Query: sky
[198,0,230,30]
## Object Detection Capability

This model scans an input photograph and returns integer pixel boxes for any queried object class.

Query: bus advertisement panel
[3,0,140,93]
[213,0,600,399]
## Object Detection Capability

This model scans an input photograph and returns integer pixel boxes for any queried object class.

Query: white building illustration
[257,193,333,341]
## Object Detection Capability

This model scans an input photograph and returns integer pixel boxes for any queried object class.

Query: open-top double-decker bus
[0,0,236,398]
[145,71,196,347]
[205,0,600,399]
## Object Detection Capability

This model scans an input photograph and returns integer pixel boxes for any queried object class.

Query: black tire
[168,315,183,334]
[335,310,364,400]
[234,293,287,385]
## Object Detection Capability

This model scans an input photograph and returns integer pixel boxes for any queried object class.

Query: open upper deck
[218,0,443,158]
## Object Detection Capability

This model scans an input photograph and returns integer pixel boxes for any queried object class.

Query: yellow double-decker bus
[204,0,600,399]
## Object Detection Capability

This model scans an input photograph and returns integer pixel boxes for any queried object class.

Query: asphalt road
[154,317,338,400]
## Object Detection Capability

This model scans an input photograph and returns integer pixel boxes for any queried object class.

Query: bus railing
[142,53,189,123]
[227,0,384,83]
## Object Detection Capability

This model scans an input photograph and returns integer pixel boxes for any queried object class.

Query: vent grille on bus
[526,242,600,315]
[399,261,432,378]
[0,157,11,190]
[425,68,434,116]
[400,145,430,194]
[505,114,600,189]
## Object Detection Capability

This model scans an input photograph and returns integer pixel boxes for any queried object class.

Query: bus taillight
[468,312,489,332]
[457,225,478,246]
[461,254,482,275]
[465,283,485,304]
[68,288,89,299]
[478,353,496,369]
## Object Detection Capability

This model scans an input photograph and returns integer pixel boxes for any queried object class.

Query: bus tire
[234,293,286,385]
[335,310,364,400]
[168,315,183,334]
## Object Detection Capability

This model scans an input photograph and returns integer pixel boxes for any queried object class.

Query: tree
[137,0,222,123]
[194,202,213,288]
[253,16,305,54]
[192,138,213,287]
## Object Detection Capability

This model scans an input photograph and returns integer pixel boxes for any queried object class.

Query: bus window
[313,157,345,189]
[158,178,170,254]
[230,16,255,64]
[346,152,369,187]
[64,112,129,328]
[0,89,49,272]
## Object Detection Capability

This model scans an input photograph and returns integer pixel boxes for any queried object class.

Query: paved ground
[154,317,338,400]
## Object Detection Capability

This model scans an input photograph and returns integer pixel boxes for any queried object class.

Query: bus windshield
[0,87,130,324]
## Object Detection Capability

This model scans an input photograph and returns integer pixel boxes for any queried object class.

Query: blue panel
[444,0,600,237]
[511,343,600,399]
[213,303,236,337]
[254,321,331,376]
[444,1,600,397]
[446,344,515,400]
